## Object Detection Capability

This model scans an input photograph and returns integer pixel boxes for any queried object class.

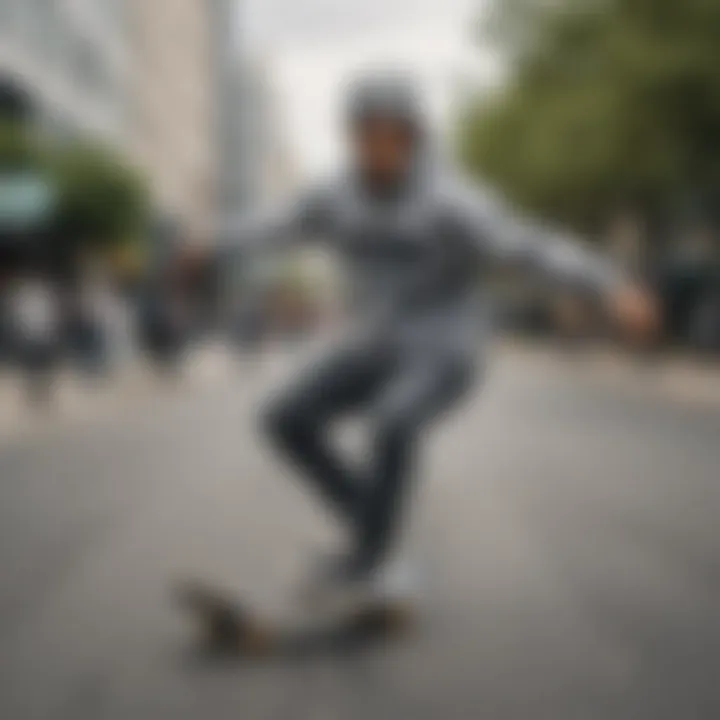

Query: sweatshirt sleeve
[457,182,623,295]
[216,183,333,258]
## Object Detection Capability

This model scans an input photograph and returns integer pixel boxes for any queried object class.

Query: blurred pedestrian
[7,270,59,407]
[137,228,191,378]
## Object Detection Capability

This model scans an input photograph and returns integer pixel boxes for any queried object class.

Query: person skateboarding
[213,72,656,616]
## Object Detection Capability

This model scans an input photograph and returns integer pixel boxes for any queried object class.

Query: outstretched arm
[461,184,658,341]
[462,186,617,294]
[216,184,333,259]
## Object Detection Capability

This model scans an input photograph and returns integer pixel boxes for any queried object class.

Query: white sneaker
[372,556,421,605]
[298,549,423,619]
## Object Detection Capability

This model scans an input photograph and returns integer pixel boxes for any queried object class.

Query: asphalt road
[0,347,719,720]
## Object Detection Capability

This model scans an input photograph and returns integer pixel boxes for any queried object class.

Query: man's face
[351,118,416,187]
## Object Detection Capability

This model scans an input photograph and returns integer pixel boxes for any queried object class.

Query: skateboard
[175,580,417,659]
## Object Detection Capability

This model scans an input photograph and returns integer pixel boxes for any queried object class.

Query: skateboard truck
[175,582,275,656]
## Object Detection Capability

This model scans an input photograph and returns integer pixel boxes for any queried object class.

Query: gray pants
[263,339,474,571]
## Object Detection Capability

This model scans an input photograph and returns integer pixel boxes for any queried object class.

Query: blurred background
[0,1,719,719]
[1,0,719,407]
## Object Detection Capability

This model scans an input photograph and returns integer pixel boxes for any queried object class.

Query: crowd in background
[2,45,720,415]
[0,223,325,408]
[3,232,719,411]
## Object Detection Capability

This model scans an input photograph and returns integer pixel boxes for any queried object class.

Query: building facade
[128,0,217,238]
[209,0,244,223]
[0,0,231,238]
[0,0,130,144]
[220,57,297,227]
[240,60,296,209]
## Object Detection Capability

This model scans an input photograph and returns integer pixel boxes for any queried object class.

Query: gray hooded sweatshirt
[222,76,621,364]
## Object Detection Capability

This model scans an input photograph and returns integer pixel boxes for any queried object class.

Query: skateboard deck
[175,580,416,659]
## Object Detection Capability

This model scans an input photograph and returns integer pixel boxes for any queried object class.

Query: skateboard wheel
[351,602,416,635]
[243,624,275,656]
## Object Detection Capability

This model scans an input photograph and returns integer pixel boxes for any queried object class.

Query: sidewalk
[500,338,720,409]
[0,343,241,443]
[2,339,716,445]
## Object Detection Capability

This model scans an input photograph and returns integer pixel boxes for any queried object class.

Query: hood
[344,72,440,195]
[346,72,427,133]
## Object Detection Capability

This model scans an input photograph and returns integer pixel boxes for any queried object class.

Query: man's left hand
[606,283,661,346]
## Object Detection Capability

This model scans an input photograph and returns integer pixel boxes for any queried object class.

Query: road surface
[0,346,719,719]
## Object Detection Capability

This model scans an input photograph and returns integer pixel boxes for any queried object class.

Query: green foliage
[0,121,43,170]
[1,119,150,253]
[461,0,720,232]
[50,139,150,249]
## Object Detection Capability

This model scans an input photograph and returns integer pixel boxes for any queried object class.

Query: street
[0,346,719,720]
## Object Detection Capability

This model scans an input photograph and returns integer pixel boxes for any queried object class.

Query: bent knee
[374,410,419,448]
[261,394,315,443]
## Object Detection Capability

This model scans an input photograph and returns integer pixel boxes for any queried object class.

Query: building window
[41,106,79,143]
[20,0,59,62]
[68,29,114,105]
[0,0,19,39]
[92,0,120,23]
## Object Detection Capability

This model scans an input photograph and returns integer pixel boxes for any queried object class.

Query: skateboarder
[218,72,657,609]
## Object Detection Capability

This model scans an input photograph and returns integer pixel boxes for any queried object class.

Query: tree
[460,0,720,236]
[51,139,150,252]
[0,120,42,170]
[2,117,151,276]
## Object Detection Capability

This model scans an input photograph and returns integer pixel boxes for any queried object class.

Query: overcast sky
[239,0,498,175]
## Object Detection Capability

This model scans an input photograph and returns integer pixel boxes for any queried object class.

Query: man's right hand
[173,245,210,282]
